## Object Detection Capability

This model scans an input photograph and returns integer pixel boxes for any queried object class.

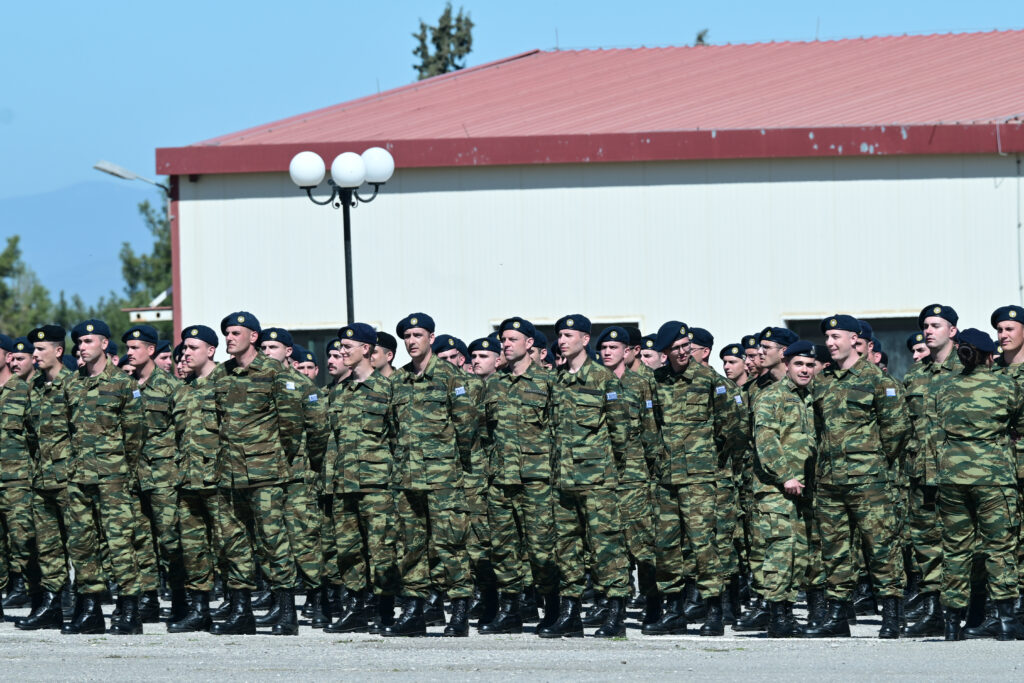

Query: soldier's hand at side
[783,478,804,496]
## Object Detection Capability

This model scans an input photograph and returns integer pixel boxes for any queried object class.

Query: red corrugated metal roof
[158,30,1024,175]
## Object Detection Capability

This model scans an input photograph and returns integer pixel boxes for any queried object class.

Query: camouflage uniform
[458,372,495,599]
[653,360,745,598]
[741,373,777,596]
[0,374,35,592]
[934,365,1023,608]
[328,371,399,595]
[713,375,745,588]
[552,358,630,599]
[812,354,910,601]
[993,359,1024,598]
[211,352,303,591]
[482,362,559,596]
[318,378,343,591]
[390,355,475,600]
[752,377,817,602]
[64,362,145,596]
[27,367,73,593]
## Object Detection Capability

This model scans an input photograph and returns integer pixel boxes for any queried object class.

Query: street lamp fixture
[288,147,395,323]
[93,160,171,195]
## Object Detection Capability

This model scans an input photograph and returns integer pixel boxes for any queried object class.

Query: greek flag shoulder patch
[132,389,141,399]
[735,395,744,405]
[606,392,618,401]
[716,385,727,395]
[885,387,896,397]
[308,394,318,402]
[286,381,295,391]
[645,399,653,409]
[454,386,466,397]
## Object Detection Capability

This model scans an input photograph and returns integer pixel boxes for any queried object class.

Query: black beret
[396,312,434,336]
[688,327,714,348]
[338,323,377,345]
[12,337,34,354]
[783,340,816,359]
[29,325,66,344]
[221,311,260,334]
[543,348,556,366]
[813,344,832,364]
[118,354,134,368]
[957,328,996,355]
[719,344,743,360]
[326,338,343,353]
[624,326,642,347]
[858,320,874,342]
[586,346,600,361]
[376,331,398,353]
[0,334,13,352]
[741,335,759,349]
[906,332,926,351]
[291,344,314,363]
[654,320,690,353]
[871,337,884,354]
[71,319,111,341]
[499,317,536,339]
[532,330,548,349]
[468,337,500,355]
[555,314,591,334]
[432,334,462,355]
[819,314,861,334]
[641,333,658,350]
[454,338,469,359]
[918,304,958,330]
[172,342,185,363]
[105,340,118,356]
[991,305,1024,329]
[594,326,630,347]
[259,327,293,347]
[122,325,158,345]
[62,354,78,371]
[759,326,799,347]
[182,324,219,348]
[156,340,171,355]
[879,351,889,366]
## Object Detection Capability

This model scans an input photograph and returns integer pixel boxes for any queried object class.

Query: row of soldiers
[0,303,1022,640]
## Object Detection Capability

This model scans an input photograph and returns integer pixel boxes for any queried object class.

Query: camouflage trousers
[618,483,656,596]
[487,480,558,595]
[654,481,721,597]
[177,488,219,592]
[283,479,322,590]
[65,480,141,596]
[31,486,68,593]
[554,487,629,599]
[754,492,816,602]
[715,477,740,584]
[464,484,496,592]
[742,482,766,594]
[0,483,36,590]
[939,484,1019,608]
[395,487,472,600]
[136,486,186,591]
[331,489,399,595]
[907,480,943,593]
[815,482,904,600]
[219,485,293,591]
[319,495,341,587]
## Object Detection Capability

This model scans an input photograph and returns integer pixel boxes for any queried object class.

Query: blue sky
[1,1,1021,302]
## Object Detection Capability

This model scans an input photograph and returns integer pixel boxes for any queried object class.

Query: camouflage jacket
[483,361,558,486]
[0,375,32,486]
[619,367,664,485]
[391,354,478,491]
[27,367,73,489]
[283,366,330,487]
[553,358,627,490]
[173,373,219,490]
[329,371,393,494]
[320,378,343,489]
[653,359,746,486]
[210,352,304,489]
[753,376,816,496]
[935,365,1023,486]
[66,361,145,484]
[993,359,1024,479]
[737,372,778,491]
[137,367,180,490]
[813,354,910,486]
[903,350,962,485]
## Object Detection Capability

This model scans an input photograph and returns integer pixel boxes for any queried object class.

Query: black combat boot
[904,589,931,621]
[311,585,332,629]
[537,592,560,630]
[16,589,63,630]
[520,587,540,623]
[801,600,852,638]
[210,589,256,635]
[254,590,283,626]
[725,575,742,625]
[61,584,75,620]
[109,595,143,635]
[904,592,943,637]
[251,589,274,610]
[443,597,469,637]
[642,593,687,635]
[302,587,319,619]
[479,593,523,634]
[784,601,805,636]
[368,594,395,634]
[733,595,769,631]
[994,599,1024,641]
[1015,595,1024,620]
[537,596,583,638]
[270,590,298,635]
[423,591,446,626]
[382,597,426,637]
[805,588,824,627]
[468,586,484,618]
[582,593,608,625]
[682,579,708,621]
[963,601,1001,639]
[168,590,211,633]
[853,577,877,615]
[326,590,367,633]
[61,593,106,635]
[641,592,663,626]
[878,596,900,639]
[168,588,190,623]
[3,572,31,609]
[138,591,161,623]
[211,592,234,620]
[699,594,724,636]
[476,584,499,627]
[593,597,626,638]
[766,601,797,638]
[944,606,965,641]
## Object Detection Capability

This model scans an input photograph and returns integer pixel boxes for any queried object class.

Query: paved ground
[2,602,1023,681]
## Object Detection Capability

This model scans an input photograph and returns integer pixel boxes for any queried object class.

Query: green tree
[117,198,173,339]
[695,29,709,46]
[0,235,53,335]
[413,2,474,80]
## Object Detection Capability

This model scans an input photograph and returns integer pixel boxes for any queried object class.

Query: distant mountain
[0,181,164,304]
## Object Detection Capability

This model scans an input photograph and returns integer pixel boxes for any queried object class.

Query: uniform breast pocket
[574,394,604,430]
[362,401,389,436]
[905,392,925,420]
[94,393,121,427]
[683,393,709,422]
[421,396,448,424]
[2,409,24,432]
[246,385,273,409]
[520,395,547,425]
[844,389,874,418]
[145,399,171,431]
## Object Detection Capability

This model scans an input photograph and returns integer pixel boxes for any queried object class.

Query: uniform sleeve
[753,391,794,486]
[876,375,911,467]
[637,379,665,480]
[302,383,331,476]
[121,379,146,474]
[273,372,306,464]
[712,377,746,472]
[604,375,629,469]
[447,372,481,474]
[1010,380,1024,481]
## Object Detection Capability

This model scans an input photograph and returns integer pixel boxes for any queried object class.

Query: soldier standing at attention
[802,315,909,640]
[62,320,145,635]
[384,313,476,638]
[8,338,37,383]
[209,312,303,636]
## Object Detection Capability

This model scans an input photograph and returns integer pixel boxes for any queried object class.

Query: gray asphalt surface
[2,601,1022,681]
